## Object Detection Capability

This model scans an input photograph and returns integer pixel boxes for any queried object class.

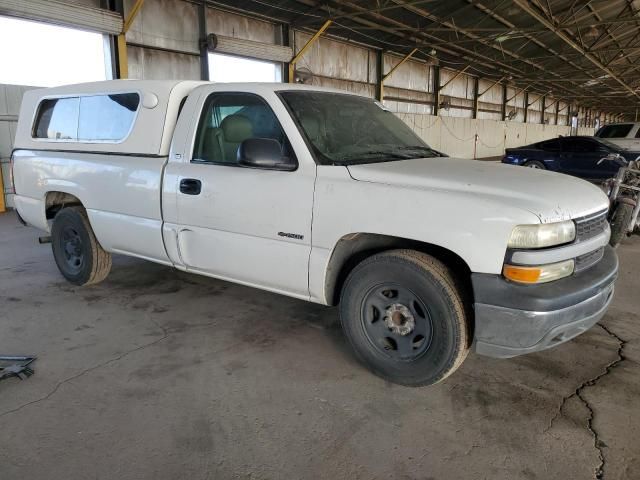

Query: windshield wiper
[395,145,444,157]
[337,150,414,162]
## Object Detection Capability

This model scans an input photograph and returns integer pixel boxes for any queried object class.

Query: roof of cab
[25,79,206,97]
[28,79,364,97]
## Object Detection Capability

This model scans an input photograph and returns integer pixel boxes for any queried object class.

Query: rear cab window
[33,93,140,142]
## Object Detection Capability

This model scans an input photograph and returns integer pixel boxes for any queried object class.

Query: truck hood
[346,157,609,223]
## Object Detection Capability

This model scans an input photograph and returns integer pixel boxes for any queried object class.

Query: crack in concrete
[546,322,627,479]
[0,313,272,419]
[0,318,170,419]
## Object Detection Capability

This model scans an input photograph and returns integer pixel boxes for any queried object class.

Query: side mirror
[237,138,296,171]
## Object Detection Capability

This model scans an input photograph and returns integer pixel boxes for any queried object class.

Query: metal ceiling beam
[512,0,640,100]
[289,0,525,79]
[465,0,599,100]
[332,0,584,100]
[392,0,562,80]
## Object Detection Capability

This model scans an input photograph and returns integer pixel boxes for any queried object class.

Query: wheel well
[326,233,473,308]
[45,192,83,220]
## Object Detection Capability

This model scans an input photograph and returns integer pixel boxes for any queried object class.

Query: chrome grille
[575,210,608,242]
[575,247,605,272]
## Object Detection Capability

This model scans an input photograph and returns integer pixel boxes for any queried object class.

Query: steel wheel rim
[60,226,84,273]
[527,163,541,169]
[360,283,433,362]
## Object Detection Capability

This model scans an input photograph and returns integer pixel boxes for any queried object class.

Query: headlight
[503,260,575,284]
[508,220,576,249]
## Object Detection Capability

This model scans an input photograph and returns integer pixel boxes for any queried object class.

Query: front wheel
[523,160,546,169]
[609,202,635,248]
[339,250,470,387]
[51,206,112,285]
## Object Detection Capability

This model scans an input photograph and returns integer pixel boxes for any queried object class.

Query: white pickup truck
[10,80,618,386]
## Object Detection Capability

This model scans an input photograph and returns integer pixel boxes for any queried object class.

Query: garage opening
[208,53,282,83]
[0,16,110,87]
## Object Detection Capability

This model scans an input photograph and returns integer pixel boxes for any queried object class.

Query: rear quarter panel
[12,149,170,264]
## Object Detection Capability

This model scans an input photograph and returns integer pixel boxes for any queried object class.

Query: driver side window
[193,93,288,165]
[565,138,597,153]
[540,139,561,152]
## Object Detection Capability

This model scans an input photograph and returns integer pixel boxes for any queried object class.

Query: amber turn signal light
[503,260,574,284]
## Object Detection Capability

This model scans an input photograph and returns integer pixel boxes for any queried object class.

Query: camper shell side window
[32,93,141,143]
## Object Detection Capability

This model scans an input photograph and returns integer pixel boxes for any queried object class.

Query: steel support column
[432,65,440,116]
[280,23,290,83]
[375,50,384,101]
[472,76,479,119]
[501,83,508,121]
[198,0,209,80]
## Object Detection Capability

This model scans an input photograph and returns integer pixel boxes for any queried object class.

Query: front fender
[308,165,540,304]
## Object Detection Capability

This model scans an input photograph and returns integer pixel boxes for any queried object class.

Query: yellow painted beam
[478,76,506,98]
[289,19,333,83]
[379,48,417,101]
[117,34,129,79]
[117,0,145,79]
[439,65,471,91]
[123,0,145,33]
[0,164,6,213]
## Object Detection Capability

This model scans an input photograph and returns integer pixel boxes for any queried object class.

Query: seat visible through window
[193,93,289,165]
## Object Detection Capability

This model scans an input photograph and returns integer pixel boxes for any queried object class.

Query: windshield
[595,124,633,139]
[279,91,442,165]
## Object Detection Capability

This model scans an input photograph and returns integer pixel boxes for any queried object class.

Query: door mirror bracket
[238,138,296,171]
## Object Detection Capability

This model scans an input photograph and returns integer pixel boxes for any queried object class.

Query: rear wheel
[51,206,112,285]
[339,250,470,387]
[524,160,546,169]
[609,202,634,248]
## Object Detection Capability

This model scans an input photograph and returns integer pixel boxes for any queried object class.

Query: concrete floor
[0,211,638,480]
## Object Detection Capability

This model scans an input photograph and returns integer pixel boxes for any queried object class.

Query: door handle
[179,178,202,195]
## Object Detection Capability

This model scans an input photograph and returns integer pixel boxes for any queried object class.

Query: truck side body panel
[12,149,170,264]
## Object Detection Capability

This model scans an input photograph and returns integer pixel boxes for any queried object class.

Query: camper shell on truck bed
[15,80,206,156]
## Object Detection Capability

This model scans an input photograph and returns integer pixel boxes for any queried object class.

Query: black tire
[51,206,112,285]
[339,249,470,387]
[609,202,634,248]
[523,160,546,169]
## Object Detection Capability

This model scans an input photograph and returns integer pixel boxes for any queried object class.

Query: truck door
[164,89,315,299]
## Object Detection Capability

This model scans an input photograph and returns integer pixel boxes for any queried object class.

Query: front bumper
[472,245,618,358]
